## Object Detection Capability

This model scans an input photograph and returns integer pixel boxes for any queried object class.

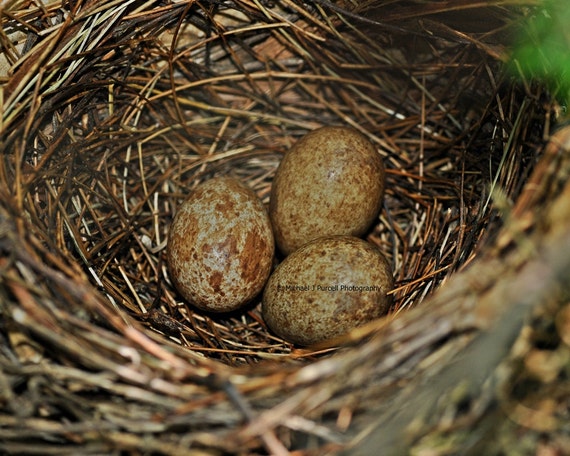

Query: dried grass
[1,1,569,454]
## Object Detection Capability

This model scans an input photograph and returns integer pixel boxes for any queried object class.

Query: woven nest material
[1,1,570,454]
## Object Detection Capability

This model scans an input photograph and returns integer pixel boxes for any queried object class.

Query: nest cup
[1,1,569,454]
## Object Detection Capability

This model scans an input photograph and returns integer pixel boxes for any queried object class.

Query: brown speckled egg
[167,177,274,313]
[269,126,385,255]
[262,236,393,346]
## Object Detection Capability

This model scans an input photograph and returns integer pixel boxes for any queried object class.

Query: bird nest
[1,1,569,454]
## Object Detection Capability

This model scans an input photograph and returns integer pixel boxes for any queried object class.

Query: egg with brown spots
[167,177,274,313]
[269,126,386,255]
[262,235,393,346]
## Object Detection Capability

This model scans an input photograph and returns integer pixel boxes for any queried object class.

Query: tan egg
[269,126,386,255]
[167,177,274,313]
[262,236,393,346]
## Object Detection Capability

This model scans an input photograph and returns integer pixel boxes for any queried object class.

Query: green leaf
[510,0,570,107]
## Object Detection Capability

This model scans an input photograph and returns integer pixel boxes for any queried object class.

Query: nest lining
[1,1,568,454]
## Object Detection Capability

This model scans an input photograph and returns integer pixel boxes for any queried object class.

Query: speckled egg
[262,236,393,346]
[167,177,274,313]
[269,126,386,255]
